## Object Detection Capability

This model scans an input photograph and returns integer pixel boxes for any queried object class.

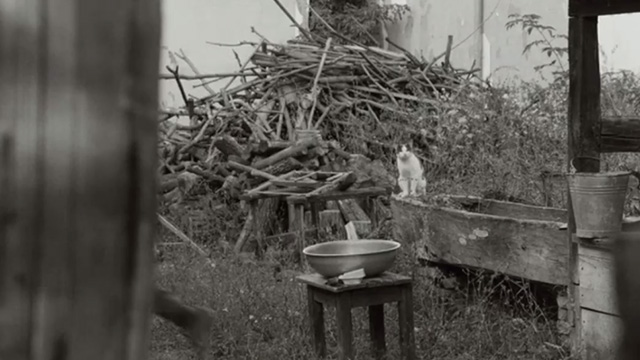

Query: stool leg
[307,287,326,357]
[368,304,386,359]
[336,293,353,360]
[398,284,416,360]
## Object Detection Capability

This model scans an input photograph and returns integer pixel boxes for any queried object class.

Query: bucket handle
[570,156,640,190]
[631,171,640,190]
[569,156,600,174]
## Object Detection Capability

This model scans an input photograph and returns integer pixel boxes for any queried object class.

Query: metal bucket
[567,171,631,238]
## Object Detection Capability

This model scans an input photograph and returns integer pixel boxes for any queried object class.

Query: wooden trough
[391,194,569,285]
[390,194,573,336]
[391,193,640,357]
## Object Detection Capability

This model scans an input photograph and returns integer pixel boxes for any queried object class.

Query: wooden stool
[297,272,416,360]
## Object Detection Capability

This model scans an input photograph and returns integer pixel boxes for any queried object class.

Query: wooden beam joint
[601,117,640,152]
[570,0,640,17]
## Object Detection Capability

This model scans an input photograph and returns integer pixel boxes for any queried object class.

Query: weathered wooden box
[391,194,569,286]
[576,241,622,360]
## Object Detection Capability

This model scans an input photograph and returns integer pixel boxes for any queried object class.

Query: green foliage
[505,13,569,82]
[309,0,410,46]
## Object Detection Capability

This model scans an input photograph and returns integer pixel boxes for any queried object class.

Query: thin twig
[175,49,216,95]
[221,40,265,93]
[307,37,333,128]
[272,0,317,43]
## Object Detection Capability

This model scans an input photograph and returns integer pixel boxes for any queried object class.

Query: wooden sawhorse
[297,272,416,360]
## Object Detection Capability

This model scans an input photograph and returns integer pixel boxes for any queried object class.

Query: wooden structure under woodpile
[567,1,640,360]
[237,168,390,258]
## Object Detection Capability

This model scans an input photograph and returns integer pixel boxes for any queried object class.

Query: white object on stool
[339,268,365,285]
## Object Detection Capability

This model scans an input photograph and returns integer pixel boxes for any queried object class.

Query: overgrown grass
[150,216,572,360]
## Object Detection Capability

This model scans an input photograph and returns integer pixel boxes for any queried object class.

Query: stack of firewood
[157,34,477,199]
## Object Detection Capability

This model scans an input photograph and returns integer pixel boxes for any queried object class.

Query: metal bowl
[302,239,401,278]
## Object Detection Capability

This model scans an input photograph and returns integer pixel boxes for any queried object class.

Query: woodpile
[156,11,480,251]
[158,37,476,199]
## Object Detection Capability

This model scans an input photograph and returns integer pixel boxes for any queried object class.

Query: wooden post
[567,14,601,355]
[0,0,160,359]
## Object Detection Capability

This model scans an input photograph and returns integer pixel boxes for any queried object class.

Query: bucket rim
[566,171,631,178]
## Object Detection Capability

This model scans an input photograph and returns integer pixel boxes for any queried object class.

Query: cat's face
[397,144,411,161]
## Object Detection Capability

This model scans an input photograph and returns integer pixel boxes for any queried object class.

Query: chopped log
[338,199,372,236]
[326,200,340,210]
[214,135,245,158]
[263,157,304,176]
[215,164,232,177]
[338,198,371,222]
[159,178,179,193]
[185,166,226,183]
[228,154,250,165]
[251,198,282,253]
[304,210,314,235]
[252,137,319,169]
[319,209,346,239]
[228,160,278,180]
[304,171,357,197]
[248,139,293,155]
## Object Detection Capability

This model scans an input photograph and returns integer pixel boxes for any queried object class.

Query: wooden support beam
[567,14,601,354]
[601,117,640,152]
[569,0,640,17]
[0,0,160,359]
[568,16,601,170]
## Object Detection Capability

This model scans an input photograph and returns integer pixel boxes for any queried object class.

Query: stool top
[296,271,412,293]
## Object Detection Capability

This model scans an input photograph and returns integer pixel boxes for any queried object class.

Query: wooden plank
[578,245,618,315]
[338,199,371,223]
[296,272,412,293]
[424,207,569,286]
[287,186,390,204]
[580,308,622,360]
[480,201,566,223]
[613,232,640,360]
[567,14,601,352]
[601,116,640,152]
[568,16,601,172]
[569,0,640,17]
[338,199,372,236]
[0,0,160,359]
[345,221,359,240]
[447,195,567,223]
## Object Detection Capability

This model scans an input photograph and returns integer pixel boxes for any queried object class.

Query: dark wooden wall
[0,0,160,359]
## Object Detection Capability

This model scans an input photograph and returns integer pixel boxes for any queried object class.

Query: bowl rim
[302,239,401,258]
